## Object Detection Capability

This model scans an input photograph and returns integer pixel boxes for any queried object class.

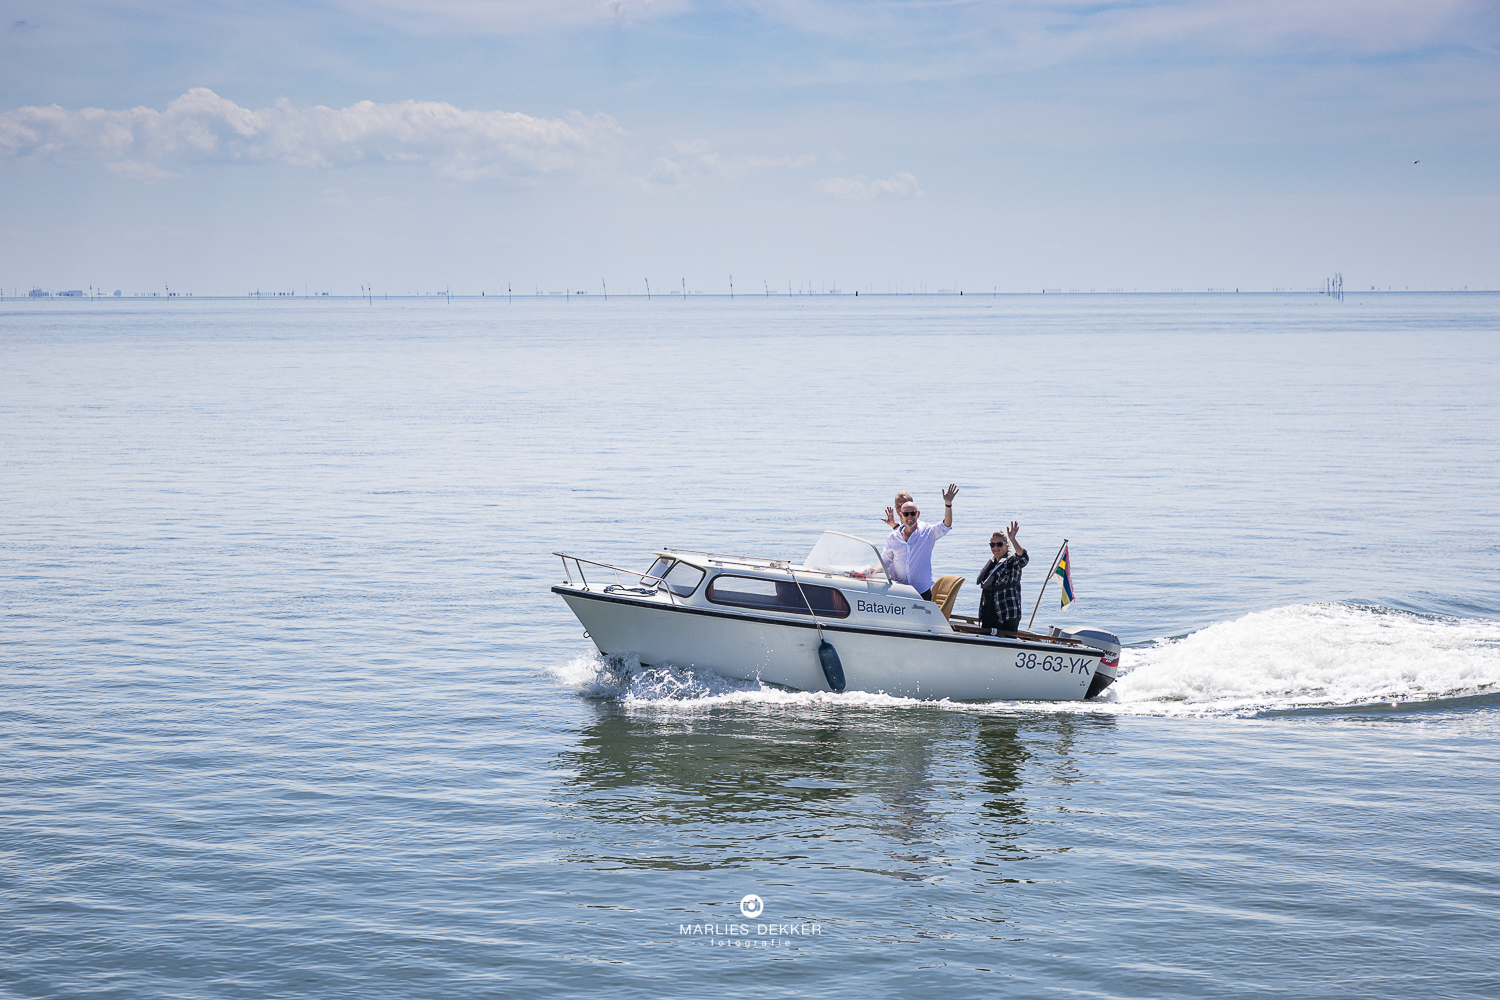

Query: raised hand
[942,483,959,504]
[1006,520,1026,558]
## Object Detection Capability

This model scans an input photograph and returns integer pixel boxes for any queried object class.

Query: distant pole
[645,278,651,300]
[602,279,607,301]
[729,274,733,299]
[681,277,685,301]
[508,284,511,304]
[764,280,768,297]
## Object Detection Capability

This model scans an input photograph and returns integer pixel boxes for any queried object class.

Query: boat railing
[660,547,791,570]
[553,552,676,602]
[660,544,888,583]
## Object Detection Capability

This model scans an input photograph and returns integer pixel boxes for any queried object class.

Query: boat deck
[946,613,1090,646]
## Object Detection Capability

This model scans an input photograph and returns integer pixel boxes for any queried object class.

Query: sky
[2,0,1497,295]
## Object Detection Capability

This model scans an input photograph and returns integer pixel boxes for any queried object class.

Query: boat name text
[857,600,905,616]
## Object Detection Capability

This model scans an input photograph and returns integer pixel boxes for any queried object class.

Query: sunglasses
[901,511,919,517]
[990,541,1008,548]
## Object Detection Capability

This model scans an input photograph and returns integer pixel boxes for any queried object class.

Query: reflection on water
[975,716,1029,827]
[553,702,1116,887]
[557,704,862,822]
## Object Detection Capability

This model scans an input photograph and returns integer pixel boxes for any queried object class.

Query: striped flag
[1054,545,1076,607]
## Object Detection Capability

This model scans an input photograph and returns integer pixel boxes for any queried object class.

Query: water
[3,293,1499,998]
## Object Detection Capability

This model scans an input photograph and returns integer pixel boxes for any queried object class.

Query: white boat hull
[556,587,1103,701]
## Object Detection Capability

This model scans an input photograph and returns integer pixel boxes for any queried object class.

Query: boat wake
[1109,602,1500,717]
[549,603,1500,719]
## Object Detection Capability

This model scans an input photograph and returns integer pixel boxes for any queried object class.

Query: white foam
[1109,603,1500,716]
[549,651,949,713]
[549,604,1500,718]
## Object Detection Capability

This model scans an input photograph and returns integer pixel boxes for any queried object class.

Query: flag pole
[1027,538,1068,631]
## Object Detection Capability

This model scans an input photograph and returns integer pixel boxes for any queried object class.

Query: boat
[552,531,1120,701]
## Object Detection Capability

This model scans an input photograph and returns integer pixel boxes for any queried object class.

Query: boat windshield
[643,557,706,597]
[802,531,888,581]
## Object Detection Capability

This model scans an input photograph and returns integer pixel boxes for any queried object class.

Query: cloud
[818,171,921,200]
[105,158,180,182]
[0,88,625,182]
[338,0,690,34]
[637,139,816,190]
[741,1,1493,62]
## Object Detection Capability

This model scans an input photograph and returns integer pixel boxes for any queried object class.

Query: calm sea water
[3,293,1499,999]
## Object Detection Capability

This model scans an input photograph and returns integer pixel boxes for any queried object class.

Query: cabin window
[661,561,705,597]
[705,575,851,618]
[642,558,704,597]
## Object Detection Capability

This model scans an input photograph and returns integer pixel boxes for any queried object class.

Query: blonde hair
[895,492,914,508]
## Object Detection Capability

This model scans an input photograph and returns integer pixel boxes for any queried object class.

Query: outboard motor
[1062,628,1122,699]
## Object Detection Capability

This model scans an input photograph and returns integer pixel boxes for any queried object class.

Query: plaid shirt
[977,551,1029,622]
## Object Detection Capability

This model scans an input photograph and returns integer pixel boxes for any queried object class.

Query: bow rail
[553,552,670,598]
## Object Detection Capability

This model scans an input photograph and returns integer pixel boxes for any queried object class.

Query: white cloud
[637,139,816,190]
[818,171,921,200]
[105,159,180,183]
[742,0,1492,61]
[0,88,625,182]
[338,0,690,33]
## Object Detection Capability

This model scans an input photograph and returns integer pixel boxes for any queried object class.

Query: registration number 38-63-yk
[1014,652,1093,674]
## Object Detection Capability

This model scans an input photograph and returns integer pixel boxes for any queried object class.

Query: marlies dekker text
[681,923,822,936]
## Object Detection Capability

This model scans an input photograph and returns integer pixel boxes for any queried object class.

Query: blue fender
[817,639,846,693]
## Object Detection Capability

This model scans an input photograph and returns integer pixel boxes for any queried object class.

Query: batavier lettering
[857,600,905,616]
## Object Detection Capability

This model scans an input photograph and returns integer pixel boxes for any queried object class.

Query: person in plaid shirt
[977,521,1029,633]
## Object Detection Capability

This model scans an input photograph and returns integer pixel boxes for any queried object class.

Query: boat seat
[930,575,964,619]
